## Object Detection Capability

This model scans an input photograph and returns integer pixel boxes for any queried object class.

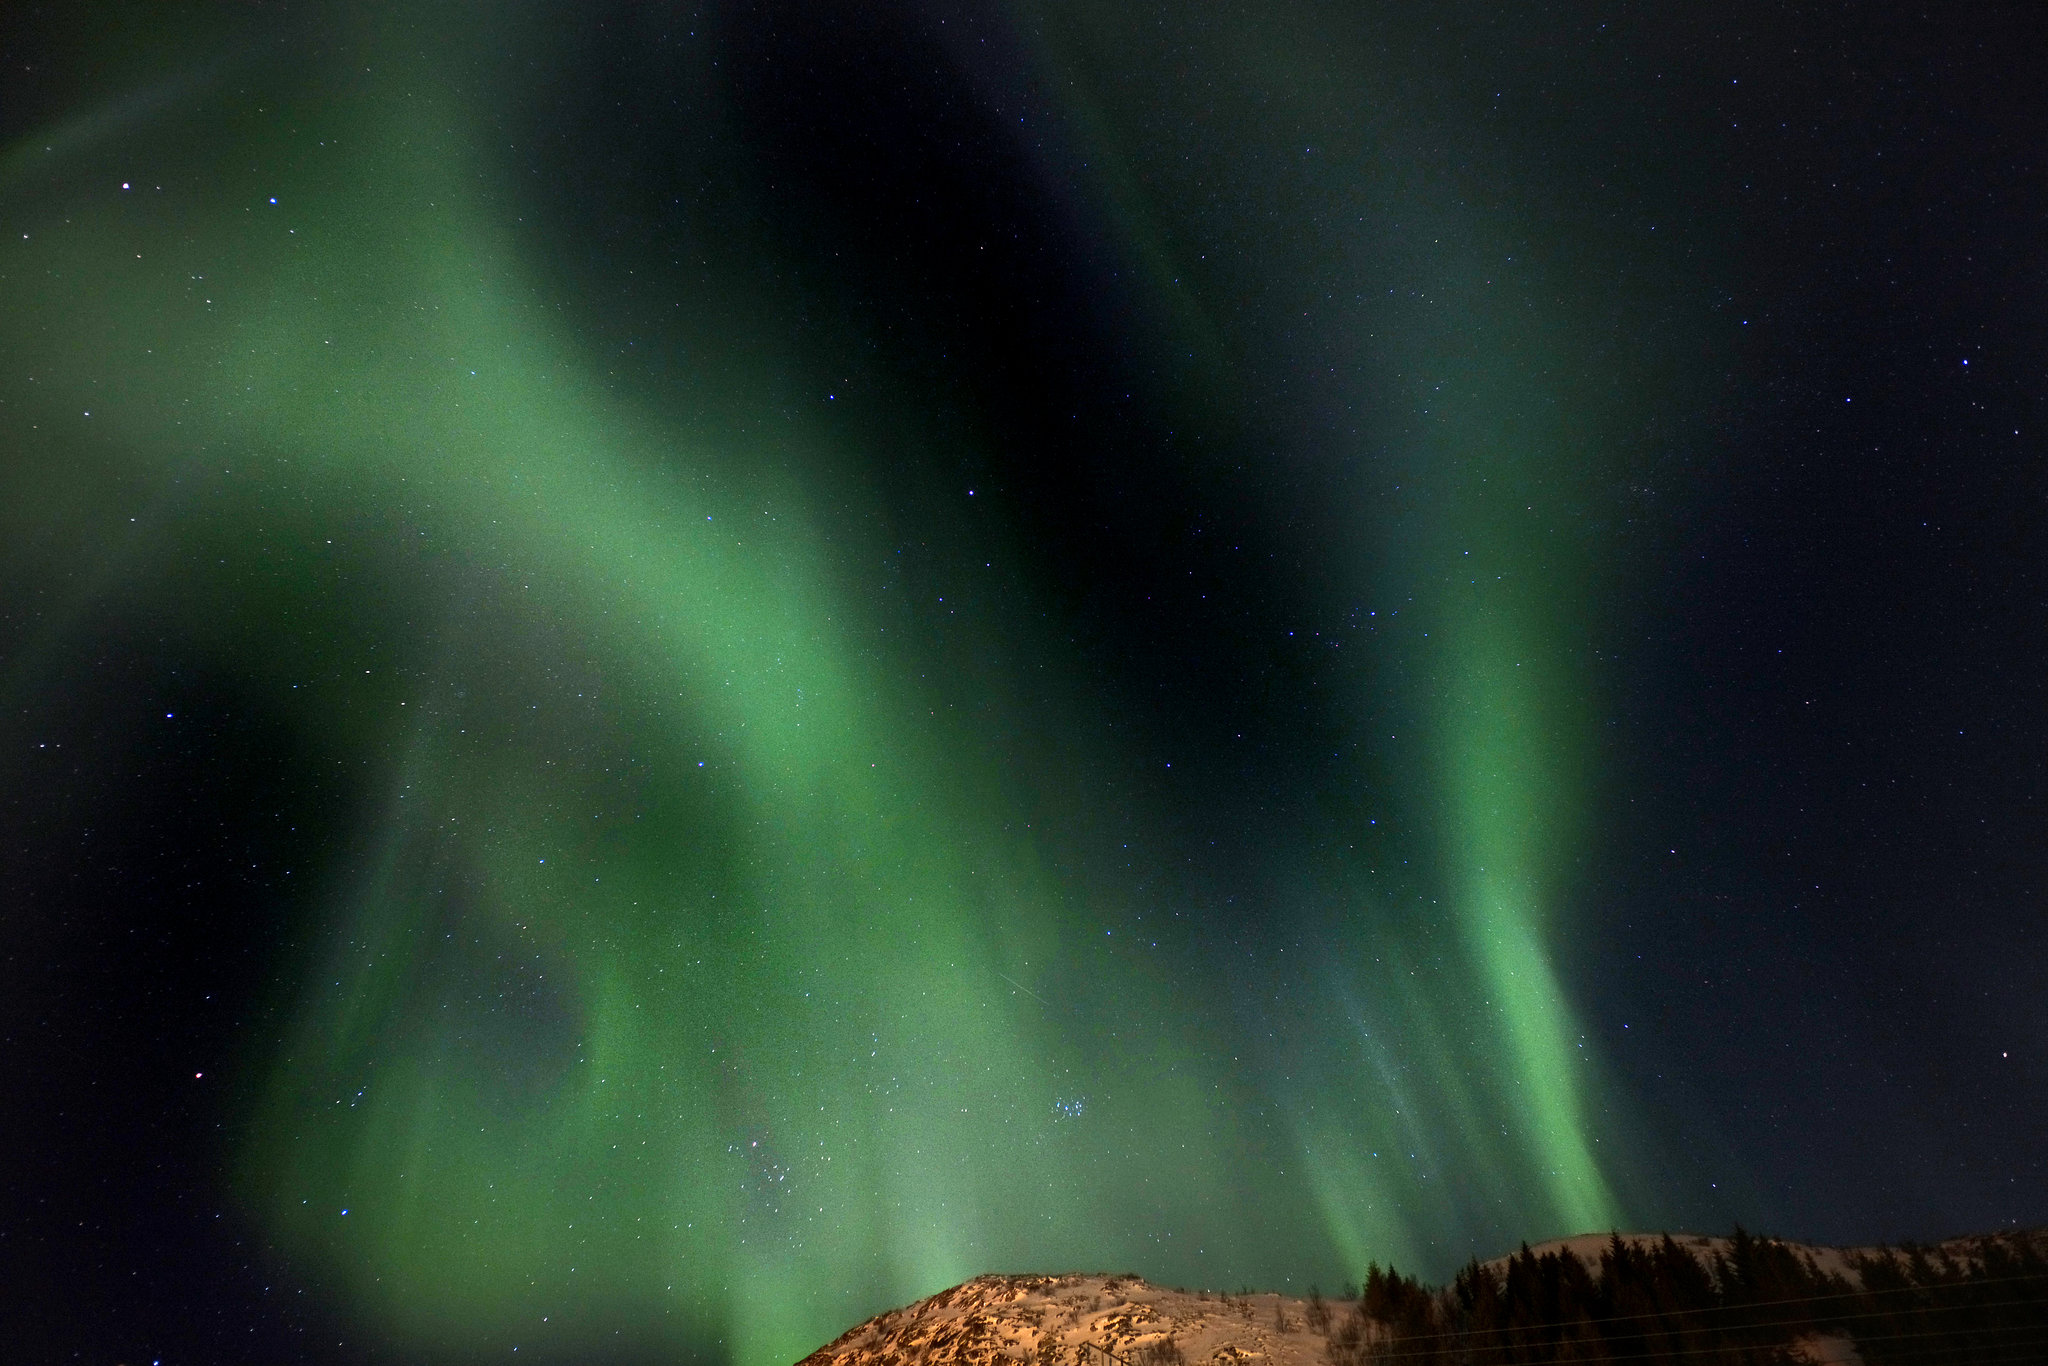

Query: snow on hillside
[795,1229,2048,1366]
[796,1273,1337,1366]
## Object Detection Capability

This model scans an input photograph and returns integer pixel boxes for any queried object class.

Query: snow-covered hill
[794,1229,2048,1366]
[796,1272,1335,1366]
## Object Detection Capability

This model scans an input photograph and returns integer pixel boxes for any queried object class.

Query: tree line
[1321,1227,2048,1365]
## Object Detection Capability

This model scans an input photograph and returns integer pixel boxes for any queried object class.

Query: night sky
[3,3,2044,1363]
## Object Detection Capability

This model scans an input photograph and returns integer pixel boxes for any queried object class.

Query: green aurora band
[1,4,1666,1360]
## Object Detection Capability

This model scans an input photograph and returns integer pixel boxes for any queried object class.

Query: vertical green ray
[1437,611,1614,1232]
[1021,0,1632,1254]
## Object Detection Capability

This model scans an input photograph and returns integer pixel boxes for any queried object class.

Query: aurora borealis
[6,4,2046,1363]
